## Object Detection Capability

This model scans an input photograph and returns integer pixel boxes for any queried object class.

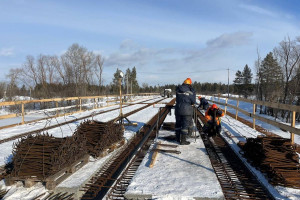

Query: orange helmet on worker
[183,78,192,85]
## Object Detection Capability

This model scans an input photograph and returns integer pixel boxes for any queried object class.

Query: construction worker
[198,96,209,110]
[203,104,224,137]
[175,78,196,145]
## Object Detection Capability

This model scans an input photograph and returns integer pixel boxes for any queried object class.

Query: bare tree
[0,82,7,99]
[6,68,22,98]
[95,54,104,95]
[274,36,300,104]
[20,55,38,88]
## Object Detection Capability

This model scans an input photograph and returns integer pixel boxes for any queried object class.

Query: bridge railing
[0,93,159,129]
[204,94,300,143]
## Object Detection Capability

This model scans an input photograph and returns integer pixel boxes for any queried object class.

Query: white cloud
[206,32,253,49]
[0,47,14,56]
[102,33,256,85]
[239,4,277,18]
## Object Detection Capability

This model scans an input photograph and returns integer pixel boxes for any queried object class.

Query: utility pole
[126,74,128,94]
[227,68,230,98]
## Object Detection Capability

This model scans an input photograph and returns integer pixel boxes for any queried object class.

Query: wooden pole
[79,98,82,112]
[291,111,296,144]
[119,78,123,116]
[235,100,239,120]
[253,103,256,130]
[21,103,25,124]
[56,101,59,117]
[224,98,228,114]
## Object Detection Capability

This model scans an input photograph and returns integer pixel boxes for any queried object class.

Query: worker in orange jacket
[203,104,224,136]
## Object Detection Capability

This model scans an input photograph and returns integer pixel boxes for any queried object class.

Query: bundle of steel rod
[162,122,175,131]
[74,120,124,158]
[240,136,300,188]
[10,132,87,180]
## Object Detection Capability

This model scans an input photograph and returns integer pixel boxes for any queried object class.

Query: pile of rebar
[75,120,124,158]
[162,122,175,131]
[240,136,300,188]
[10,132,87,180]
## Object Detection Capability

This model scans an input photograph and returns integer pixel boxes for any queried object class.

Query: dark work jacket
[175,84,196,116]
[200,98,208,107]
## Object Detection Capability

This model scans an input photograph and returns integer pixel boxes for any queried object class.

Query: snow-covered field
[0,95,299,200]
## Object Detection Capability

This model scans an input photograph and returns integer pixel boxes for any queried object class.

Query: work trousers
[175,115,193,135]
[203,121,222,136]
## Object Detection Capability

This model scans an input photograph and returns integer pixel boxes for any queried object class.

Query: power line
[139,68,229,74]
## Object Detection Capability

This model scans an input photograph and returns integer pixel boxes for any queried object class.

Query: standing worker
[198,96,209,110]
[175,78,196,145]
[203,104,224,137]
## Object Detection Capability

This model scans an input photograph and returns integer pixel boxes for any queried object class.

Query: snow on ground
[203,95,300,145]
[1,95,298,199]
[57,99,167,190]
[0,96,166,199]
[198,109,300,200]
[125,109,224,199]
[0,96,163,166]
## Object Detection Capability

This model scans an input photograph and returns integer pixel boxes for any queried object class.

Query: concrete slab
[125,114,224,200]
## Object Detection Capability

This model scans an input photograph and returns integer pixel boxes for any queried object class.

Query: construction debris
[239,136,300,188]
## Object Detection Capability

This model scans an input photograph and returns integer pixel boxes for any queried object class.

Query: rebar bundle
[162,122,175,131]
[10,132,87,180]
[241,137,300,188]
[74,120,124,158]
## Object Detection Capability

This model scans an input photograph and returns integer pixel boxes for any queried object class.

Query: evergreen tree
[233,70,243,94]
[111,68,122,94]
[260,52,283,101]
[241,64,253,98]
[242,65,252,84]
[124,68,131,94]
[130,67,139,93]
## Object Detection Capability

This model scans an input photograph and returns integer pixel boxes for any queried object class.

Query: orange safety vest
[205,108,224,126]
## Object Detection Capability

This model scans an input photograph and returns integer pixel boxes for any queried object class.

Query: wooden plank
[0,113,18,120]
[291,111,296,144]
[0,93,159,107]
[235,100,239,120]
[45,154,90,190]
[21,103,24,124]
[253,104,256,130]
[211,94,300,112]
[149,142,161,168]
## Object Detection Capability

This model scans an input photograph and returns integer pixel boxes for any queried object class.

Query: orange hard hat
[211,104,218,109]
[198,96,201,99]
[183,78,192,85]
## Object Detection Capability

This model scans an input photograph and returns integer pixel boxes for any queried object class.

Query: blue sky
[0,0,300,86]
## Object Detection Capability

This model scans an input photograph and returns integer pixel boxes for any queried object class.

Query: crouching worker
[203,104,224,137]
[198,96,209,110]
[175,78,196,145]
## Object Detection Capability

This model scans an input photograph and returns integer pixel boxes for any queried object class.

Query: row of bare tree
[5,44,104,98]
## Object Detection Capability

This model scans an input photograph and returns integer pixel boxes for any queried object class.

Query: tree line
[0,43,166,100]
[232,36,300,122]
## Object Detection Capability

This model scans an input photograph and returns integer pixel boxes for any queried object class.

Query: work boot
[187,127,193,138]
[180,134,190,145]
